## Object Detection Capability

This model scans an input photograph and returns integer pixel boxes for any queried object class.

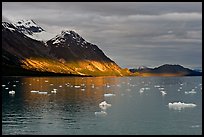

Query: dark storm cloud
[2,2,202,69]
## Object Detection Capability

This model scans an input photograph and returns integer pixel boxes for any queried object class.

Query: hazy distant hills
[2,20,130,76]
[129,64,202,76]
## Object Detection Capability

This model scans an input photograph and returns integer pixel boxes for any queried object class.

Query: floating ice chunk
[168,102,196,110]
[154,85,160,88]
[9,90,15,95]
[13,85,16,87]
[106,85,110,88]
[38,91,48,94]
[104,93,116,97]
[160,91,167,96]
[51,90,57,93]
[144,87,150,90]
[99,101,111,110]
[191,125,200,128]
[5,87,9,90]
[95,111,107,116]
[31,90,39,93]
[185,90,196,94]
[139,88,144,93]
[74,85,81,88]
[2,85,6,87]
[91,84,95,88]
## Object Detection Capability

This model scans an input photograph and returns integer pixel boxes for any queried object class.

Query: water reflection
[2,76,202,135]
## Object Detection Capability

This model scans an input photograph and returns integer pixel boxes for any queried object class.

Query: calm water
[2,76,202,135]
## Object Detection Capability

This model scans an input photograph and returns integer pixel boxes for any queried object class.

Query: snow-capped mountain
[4,19,56,41]
[2,20,128,76]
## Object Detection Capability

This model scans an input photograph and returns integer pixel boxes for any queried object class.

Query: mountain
[129,64,202,76]
[2,20,130,76]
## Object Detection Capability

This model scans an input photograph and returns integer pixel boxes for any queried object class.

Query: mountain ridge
[2,20,130,76]
[129,64,202,76]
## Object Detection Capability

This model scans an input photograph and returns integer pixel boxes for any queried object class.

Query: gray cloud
[2,2,202,69]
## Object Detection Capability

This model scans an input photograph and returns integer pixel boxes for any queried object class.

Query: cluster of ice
[9,90,15,95]
[95,101,112,116]
[185,89,196,94]
[168,102,196,110]
[160,91,167,96]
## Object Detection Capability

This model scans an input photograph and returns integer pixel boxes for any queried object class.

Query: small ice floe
[104,93,116,97]
[31,90,39,93]
[95,111,107,116]
[139,88,144,93]
[74,85,80,88]
[51,90,57,93]
[144,87,150,90]
[13,85,16,87]
[91,84,95,88]
[191,125,200,128]
[168,102,196,110]
[99,101,112,110]
[158,87,164,90]
[154,85,160,88]
[51,88,57,93]
[2,85,6,87]
[160,91,167,96]
[106,85,110,88]
[9,90,15,95]
[185,91,196,94]
[38,91,48,95]
[5,87,9,90]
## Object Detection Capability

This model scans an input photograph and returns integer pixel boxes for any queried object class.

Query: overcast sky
[2,2,202,69]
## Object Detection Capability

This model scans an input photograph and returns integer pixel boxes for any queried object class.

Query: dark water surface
[2,76,202,135]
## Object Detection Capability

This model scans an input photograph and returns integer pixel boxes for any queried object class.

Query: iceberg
[168,102,196,110]
[95,111,107,116]
[99,101,111,110]
[104,93,116,97]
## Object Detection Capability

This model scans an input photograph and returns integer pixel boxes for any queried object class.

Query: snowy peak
[2,22,17,32]
[14,19,44,33]
[51,30,87,45]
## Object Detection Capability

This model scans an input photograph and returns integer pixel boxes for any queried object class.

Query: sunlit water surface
[2,76,202,135]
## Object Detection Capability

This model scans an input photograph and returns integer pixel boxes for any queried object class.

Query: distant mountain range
[2,20,130,76]
[2,20,201,77]
[129,64,202,76]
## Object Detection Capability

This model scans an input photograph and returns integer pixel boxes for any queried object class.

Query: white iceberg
[95,111,107,116]
[38,91,48,94]
[160,91,167,96]
[168,102,196,110]
[9,90,15,95]
[51,90,57,93]
[104,93,116,97]
[99,101,112,110]
[31,90,39,93]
